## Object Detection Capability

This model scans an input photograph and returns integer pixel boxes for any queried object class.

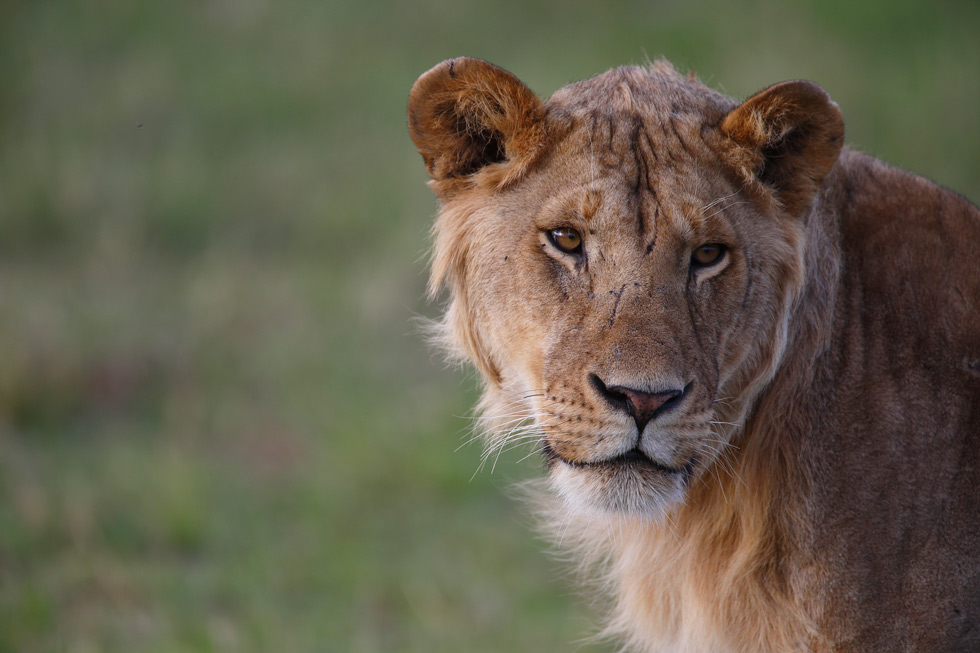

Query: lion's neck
[588,430,812,652]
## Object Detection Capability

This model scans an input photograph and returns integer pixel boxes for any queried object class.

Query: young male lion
[408,57,980,651]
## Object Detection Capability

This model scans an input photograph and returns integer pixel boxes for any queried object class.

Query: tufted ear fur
[408,57,547,194]
[721,81,844,216]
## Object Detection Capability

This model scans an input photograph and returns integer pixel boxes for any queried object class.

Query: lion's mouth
[544,443,698,485]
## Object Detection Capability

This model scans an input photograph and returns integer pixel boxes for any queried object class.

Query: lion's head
[410,58,843,519]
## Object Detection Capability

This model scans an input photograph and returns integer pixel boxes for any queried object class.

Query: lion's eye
[691,244,726,268]
[548,227,583,254]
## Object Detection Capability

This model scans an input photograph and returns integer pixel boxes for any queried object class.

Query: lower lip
[546,443,688,477]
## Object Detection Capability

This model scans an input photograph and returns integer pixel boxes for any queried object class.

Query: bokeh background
[1,0,977,650]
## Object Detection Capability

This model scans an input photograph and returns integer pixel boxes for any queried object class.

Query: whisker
[698,187,742,213]
[702,200,747,222]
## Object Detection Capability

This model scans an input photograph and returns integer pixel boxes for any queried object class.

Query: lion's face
[410,59,842,519]
[458,125,802,517]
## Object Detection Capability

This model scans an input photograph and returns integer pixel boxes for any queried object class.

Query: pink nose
[615,386,681,417]
[590,374,685,431]
[611,386,683,429]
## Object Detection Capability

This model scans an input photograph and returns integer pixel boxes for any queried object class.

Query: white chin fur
[549,460,688,520]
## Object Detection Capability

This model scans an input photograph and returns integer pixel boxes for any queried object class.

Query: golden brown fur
[408,57,980,651]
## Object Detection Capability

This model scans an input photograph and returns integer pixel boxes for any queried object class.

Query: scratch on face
[645,206,660,255]
[668,114,695,158]
[630,116,662,250]
[608,283,627,329]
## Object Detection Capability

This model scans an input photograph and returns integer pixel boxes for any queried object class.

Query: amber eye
[691,244,726,268]
[548,227,583,254]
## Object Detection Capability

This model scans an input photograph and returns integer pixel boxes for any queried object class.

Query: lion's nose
[589,374,686,431]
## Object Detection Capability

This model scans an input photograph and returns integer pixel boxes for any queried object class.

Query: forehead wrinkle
[557,83,713,239]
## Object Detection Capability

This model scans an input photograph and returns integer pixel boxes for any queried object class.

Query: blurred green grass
[0,0,977,650]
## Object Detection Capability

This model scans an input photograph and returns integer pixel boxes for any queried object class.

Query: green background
[1,0,977,650]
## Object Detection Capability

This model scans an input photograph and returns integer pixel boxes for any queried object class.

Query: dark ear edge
[721,80,844,215]
[408,57,546,190]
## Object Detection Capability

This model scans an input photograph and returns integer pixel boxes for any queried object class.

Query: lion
[408,57,980,651]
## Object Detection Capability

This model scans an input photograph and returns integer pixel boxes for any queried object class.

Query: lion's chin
[548,453,694,519]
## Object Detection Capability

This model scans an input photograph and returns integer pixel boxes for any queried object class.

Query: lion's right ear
[408,58,546,192]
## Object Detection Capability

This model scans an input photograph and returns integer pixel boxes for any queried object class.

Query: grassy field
[1,0,977,650]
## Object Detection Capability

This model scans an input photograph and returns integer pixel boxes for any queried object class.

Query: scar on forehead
[583,189,602,221]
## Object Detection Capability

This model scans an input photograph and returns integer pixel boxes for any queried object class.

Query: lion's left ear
[721,81,844,215]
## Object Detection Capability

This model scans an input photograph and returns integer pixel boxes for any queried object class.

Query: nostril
[589,373,630,411]
[589,373,687,430]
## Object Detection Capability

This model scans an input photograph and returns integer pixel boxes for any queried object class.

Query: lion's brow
[582,188,602,221]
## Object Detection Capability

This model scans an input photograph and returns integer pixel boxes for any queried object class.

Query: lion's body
[409,58,980,651]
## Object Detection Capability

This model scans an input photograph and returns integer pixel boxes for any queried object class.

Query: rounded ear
[721,80,844,215]
[408,57,546,190]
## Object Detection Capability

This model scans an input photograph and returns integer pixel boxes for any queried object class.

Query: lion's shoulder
[833,152,980,353]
